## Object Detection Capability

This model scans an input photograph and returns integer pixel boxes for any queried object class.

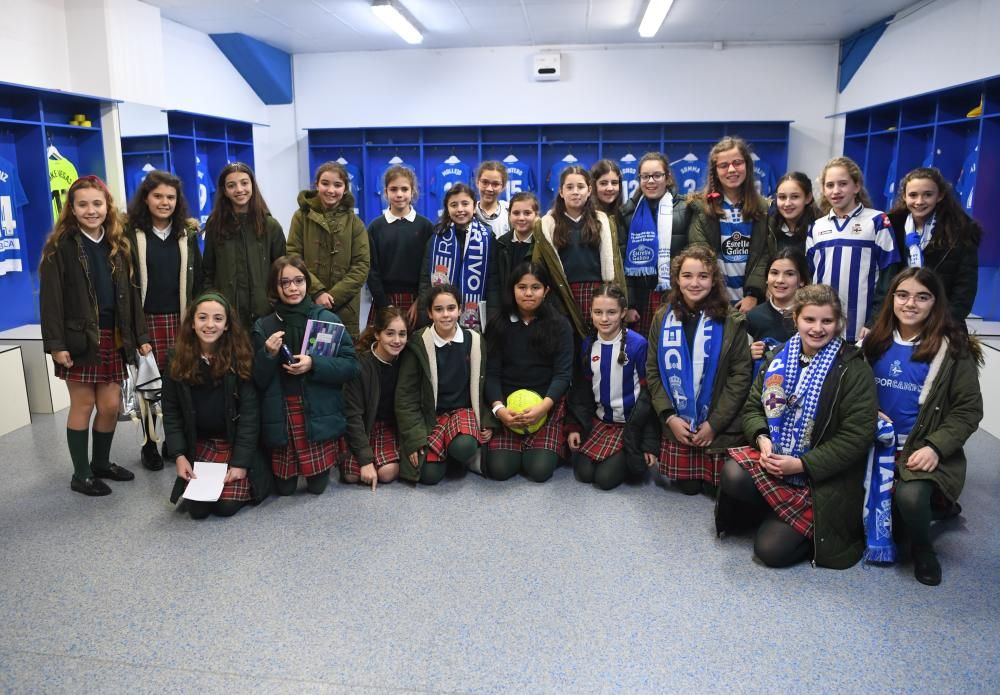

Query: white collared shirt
[431,325,464,348]
[152,223,172,242]
[384,208,417,223]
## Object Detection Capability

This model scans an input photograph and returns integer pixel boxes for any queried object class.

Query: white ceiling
[143,0,923,53]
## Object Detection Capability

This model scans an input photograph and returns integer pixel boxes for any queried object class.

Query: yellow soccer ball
[506,389,545,435]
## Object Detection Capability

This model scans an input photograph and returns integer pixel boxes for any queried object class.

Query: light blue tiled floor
[1,410,997,694]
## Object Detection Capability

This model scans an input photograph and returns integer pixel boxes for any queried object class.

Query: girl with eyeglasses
[862,267,983,585]
[618,152,692,338]
[474,161,510,238]
[251,255,359,496]
[202,162,286,329]
[688,137,770,314]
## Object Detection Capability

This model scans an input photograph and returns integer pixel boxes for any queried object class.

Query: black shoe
[913,544,942,586]
[141,444,164,471]
[91,462,135,481]
[71,476,112,496]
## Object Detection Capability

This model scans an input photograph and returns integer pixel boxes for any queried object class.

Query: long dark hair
[170,293,254,383]
[888,167,982,250]
[767,247,811,291]
[434,183,477,233]
[689,136,767,221]
[773,171,820,240]
[863,267,973,364]
[551,165,602,249]
[204,162,272,243]
[126,170,194,237]
[664,244,730,322]
[590,159,623,217]
[487,261,563,358]
[589,282,629,365]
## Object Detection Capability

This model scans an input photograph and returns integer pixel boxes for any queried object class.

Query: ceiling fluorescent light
[638,0,675,38]
[372,0,423,45]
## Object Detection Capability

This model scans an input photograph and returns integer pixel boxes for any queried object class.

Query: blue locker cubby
[306,121,790,223]
[0,81,110,331]
[166,111,256,226]
[121,135,171,203]
[835,74,1000,318]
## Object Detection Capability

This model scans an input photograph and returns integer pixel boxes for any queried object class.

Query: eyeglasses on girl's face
[279,276,307,289]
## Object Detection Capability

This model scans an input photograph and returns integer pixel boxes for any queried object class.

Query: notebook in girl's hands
[301,319,346,357]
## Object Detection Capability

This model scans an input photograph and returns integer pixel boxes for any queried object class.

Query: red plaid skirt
[426,407,483,462]
[579,419,625,462]
[194,437,251,502]
[569,280,603,331]
[636,290,665,342]
[340,419,401,477]
[729,446,814,539]
[271,395,336,479]
[490,398,567,456]
[145,312,179,367]
[658,438,726,485]
[368,291,417,327]
[54,328,127,384]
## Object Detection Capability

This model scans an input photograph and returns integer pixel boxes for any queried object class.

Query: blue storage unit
[0,81,109,331]
[166,111,255,225]
[838,75,1000,319]
[306,121,790,223]
[121,134,171,204]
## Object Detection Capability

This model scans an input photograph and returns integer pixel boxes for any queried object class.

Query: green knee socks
[67,428,91,480]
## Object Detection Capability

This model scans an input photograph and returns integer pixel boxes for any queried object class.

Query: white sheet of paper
[181,461,228,502]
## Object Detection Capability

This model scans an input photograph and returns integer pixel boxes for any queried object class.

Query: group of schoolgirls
[38,137,983,584]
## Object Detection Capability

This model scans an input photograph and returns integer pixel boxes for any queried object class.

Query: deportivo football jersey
[432,158,470,215]
[806,204,899,343]
[582,329,647,424]
[195,153,214,225]
[672,156,706,196]
[548,158,591,194]
[954,147,978,214]
[618,154,639,206]
[501,157,535,202]
[48,156,78,222]
[0,154,28,276]
[751,154,777,198]
[338,158,362,215]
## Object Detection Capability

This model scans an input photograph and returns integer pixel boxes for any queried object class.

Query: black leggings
[486,449,560,482]
[188,499,245,519]
[894,478,935,547]
[574,452,626,490]
[274,469,332,496]
[720,458,812,568]
[418,434,479,485]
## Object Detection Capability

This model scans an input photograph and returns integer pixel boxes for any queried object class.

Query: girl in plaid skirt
[40,176,150,496]
[566,283,659,490]
[342,306,409,490]
[484,262,574,482]
[252,255,359,496]
[646,244,752,498]
[531,165,627,340]
[163,292,271,518]
[720,284,877,568]
[125,170,202,471]
[395,285,495,485]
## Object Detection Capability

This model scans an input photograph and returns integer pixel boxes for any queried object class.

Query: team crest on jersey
[890,359,902,377]
[459,304,479,328]
[592,354,601,362]
[851,223,863,235]
[668,375,687,410]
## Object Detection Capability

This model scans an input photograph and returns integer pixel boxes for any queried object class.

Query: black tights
[188,500,245,519]
[274,469,332,496]
[894,478,935,547]
[486,449,560,482]
[418,434,479,485]
[719,458,812,567]
[574,452,626,490]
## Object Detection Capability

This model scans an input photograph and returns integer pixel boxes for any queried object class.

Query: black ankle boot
[912,544,942,586]
[141,442,164,471]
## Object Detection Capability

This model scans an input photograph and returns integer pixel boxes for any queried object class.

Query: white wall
[253,105,300,229]
[293,42,841,178]
[836,0,1000,114]
[0,0,71,91]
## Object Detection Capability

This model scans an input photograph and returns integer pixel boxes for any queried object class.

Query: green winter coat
[394,326,496,480]
[688,199,770,301]
[202,214,286,328]
[646,308,752,453]
[162,352,273,504]
[251,305,359,448]
[893,339,984,502]
[742,343,877,569]
[531,210,627,338]
[287,189,370,339]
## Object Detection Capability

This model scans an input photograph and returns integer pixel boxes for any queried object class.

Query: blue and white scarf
[904,212,936,268]
[863,417,898,564]
[761,334,842,485]
[753,336,782,380]
[428,219,492,328]
[624,193,673,291]
[657,308,723,430]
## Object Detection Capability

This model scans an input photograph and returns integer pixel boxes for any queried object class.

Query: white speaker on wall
[533,53,561,81]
